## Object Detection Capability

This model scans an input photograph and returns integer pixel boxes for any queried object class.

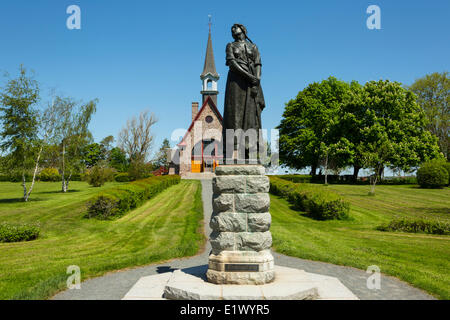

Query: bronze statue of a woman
[222,24,266,162]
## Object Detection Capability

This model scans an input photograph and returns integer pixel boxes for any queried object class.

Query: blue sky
[0,0,449,160]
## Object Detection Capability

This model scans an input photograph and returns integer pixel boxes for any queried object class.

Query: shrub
[114,172,130,182]
[0,223,40,242]
[85,166,116,187]
[441,162,450,185]
[39,167,61,182]
[276,174,312,184]
[269,177,350,220]
[7,172,33,182]
[85,175,181,220]
[71,173,82,181]
[417,160,449,188]
[380,176,418,185]
[376,218,450,235]
[128,160,154,181]
[85,194,119,219]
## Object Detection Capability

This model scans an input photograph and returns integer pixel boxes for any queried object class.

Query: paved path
[52,179,435,300]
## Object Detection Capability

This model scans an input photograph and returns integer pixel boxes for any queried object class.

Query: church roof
[177,96,223,147]
[200,30,219,79]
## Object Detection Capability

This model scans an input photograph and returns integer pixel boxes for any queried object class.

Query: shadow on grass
[0,197,45,203]
[413,207,450,215]
[287,204,316,220]
[38,189,81,194]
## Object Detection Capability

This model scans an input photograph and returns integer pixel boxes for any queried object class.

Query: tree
[259,140,280,173]
[152,138,171,169]
[409,72,449,160]
[118,110,157,162]
[118,110,157,180]
[51,96,97,192]
[109,147,128,172]
[82,143,105,168]
[127,160,154,181]
[349,80,442,194]
[0,66,40,201]
[85,163,115,187]
[83,136,115,168]
[100,135,114,159]
[277,77,354,177]
[41,143,61,168]
[319,139,353,184]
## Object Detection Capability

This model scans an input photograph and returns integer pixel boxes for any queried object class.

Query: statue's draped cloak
[223,41,266,134]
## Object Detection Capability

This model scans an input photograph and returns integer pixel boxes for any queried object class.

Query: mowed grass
[270,183,450,299]
[0,180,205,300]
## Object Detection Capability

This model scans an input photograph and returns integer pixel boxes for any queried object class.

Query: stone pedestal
[206,165,275,285]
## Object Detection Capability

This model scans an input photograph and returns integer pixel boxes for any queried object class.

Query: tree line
[278,74,448,192]
[0,65,170,201]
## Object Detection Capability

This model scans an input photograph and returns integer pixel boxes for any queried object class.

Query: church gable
[178,96,222,147]
[195,96,222,129]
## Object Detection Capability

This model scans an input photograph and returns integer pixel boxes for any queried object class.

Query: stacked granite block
[206,165,275,285]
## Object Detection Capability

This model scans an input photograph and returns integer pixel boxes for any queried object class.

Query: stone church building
[169,28,223,177]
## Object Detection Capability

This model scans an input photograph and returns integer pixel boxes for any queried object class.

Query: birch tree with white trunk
[0,66,42,201]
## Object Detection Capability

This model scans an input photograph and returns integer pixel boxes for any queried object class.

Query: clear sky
[0,0,449,159]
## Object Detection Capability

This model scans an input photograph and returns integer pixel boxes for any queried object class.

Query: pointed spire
[201,20,219,79]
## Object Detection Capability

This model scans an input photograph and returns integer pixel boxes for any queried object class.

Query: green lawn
[270,183,450,299]
[0,180,205,300]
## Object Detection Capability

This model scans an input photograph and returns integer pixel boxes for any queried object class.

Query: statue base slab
[121,265,359,300]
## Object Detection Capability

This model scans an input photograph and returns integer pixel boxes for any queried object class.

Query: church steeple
[200,17,219,106]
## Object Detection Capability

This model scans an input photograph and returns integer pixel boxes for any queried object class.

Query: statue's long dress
[223,41,266,156]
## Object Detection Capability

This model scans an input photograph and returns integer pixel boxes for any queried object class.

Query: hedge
[114,172,130,182]
[269,176,350,220]
[277,174,312,184]
[274,174,417,185]
[0,223,40,243]
[85,175,181,220]
[0,171,83,182]
[376,218,450,235]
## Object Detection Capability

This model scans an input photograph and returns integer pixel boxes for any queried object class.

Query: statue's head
[231,24,248,41]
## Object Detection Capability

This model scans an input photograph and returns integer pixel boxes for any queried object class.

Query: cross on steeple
[208,14,212,33]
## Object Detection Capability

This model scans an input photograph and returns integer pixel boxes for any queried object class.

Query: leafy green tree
[409,72,449,160]
[82,143,105,168]
[278,77,354,177]
[349,80,442,194]
[51,96,97,192]
[83,136,116,168]
[41,143,60,168]
[100,135,114,158]
[0,155,6,174]
[319,139,353,184]
[127,160,154,181]
[109,147,128,172]
[85,163,115,187]
[152,138,171,169]
[0,66,40,201]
